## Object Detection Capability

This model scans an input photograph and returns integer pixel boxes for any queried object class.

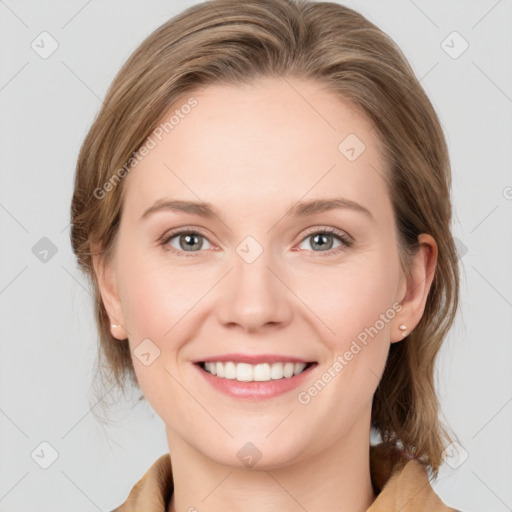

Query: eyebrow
[139,197,374,222]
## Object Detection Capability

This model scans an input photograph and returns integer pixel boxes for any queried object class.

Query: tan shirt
[112,443,459,511]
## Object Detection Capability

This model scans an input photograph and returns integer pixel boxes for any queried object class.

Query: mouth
[196,360,316,382]
[192,353,318,400]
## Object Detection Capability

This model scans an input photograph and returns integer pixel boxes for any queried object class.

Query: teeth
[203,361,308,382]
[283,362,294,378]
[254,363,270,381]
[224,361,236,379]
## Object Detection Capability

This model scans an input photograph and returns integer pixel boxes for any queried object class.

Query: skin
[93,76,437,512]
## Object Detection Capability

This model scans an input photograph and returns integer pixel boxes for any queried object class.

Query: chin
[200,434,307,471]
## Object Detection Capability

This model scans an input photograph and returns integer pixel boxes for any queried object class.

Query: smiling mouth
[197,361,316,382]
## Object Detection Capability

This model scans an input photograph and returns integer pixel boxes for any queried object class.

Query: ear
[91,242,128,340]
[391,233,437,343]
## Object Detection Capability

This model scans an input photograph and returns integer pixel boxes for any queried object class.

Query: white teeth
[224,361,236,379]
[253,363,270,381]
[204,362,215,375]
[294,362,305,375]
[202,361,308,382]
[236,363,253,382]
[283,362,294,378]
[270,363,283,380]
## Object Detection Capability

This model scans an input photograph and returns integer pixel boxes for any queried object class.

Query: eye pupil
[311,233,333,251]
[181,233,202,251]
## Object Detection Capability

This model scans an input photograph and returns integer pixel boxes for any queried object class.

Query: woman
[70,0,461,510]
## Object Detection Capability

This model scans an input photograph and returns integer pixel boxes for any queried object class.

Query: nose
[215,246,293,334]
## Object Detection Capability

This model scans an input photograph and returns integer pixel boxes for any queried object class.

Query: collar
[112,443,456,511]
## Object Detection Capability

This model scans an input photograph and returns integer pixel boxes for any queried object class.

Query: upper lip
[193,353,314,365]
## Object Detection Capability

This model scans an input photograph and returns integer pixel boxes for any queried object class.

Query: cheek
[118,249,205,341]
[117,250,217,398]
[294,258,400,419]
[292,253,400,348]
[117,255,196,408]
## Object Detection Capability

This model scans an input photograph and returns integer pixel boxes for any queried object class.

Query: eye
[161,229,213,258]
[296,227,352,256]
[160,226,353,258]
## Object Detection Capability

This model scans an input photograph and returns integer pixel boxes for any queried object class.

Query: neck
[166,420,376,512]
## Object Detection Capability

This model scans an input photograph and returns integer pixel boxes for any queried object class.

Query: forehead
[122,77,391,223]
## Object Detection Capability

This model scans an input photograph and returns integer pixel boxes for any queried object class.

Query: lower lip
[194,363,316,400]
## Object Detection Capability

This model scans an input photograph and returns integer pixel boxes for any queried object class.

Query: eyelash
[159,226,353,259]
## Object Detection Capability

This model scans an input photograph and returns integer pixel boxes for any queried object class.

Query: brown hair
[70,0,459,474]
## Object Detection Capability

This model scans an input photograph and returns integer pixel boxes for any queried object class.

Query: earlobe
[390,318,409,344]
[91,243,128,340]
[392,234,437,343]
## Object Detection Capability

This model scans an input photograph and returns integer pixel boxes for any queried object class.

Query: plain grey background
[1,1,511,511]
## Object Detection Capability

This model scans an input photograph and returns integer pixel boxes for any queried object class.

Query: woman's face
[97,77,423,469]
